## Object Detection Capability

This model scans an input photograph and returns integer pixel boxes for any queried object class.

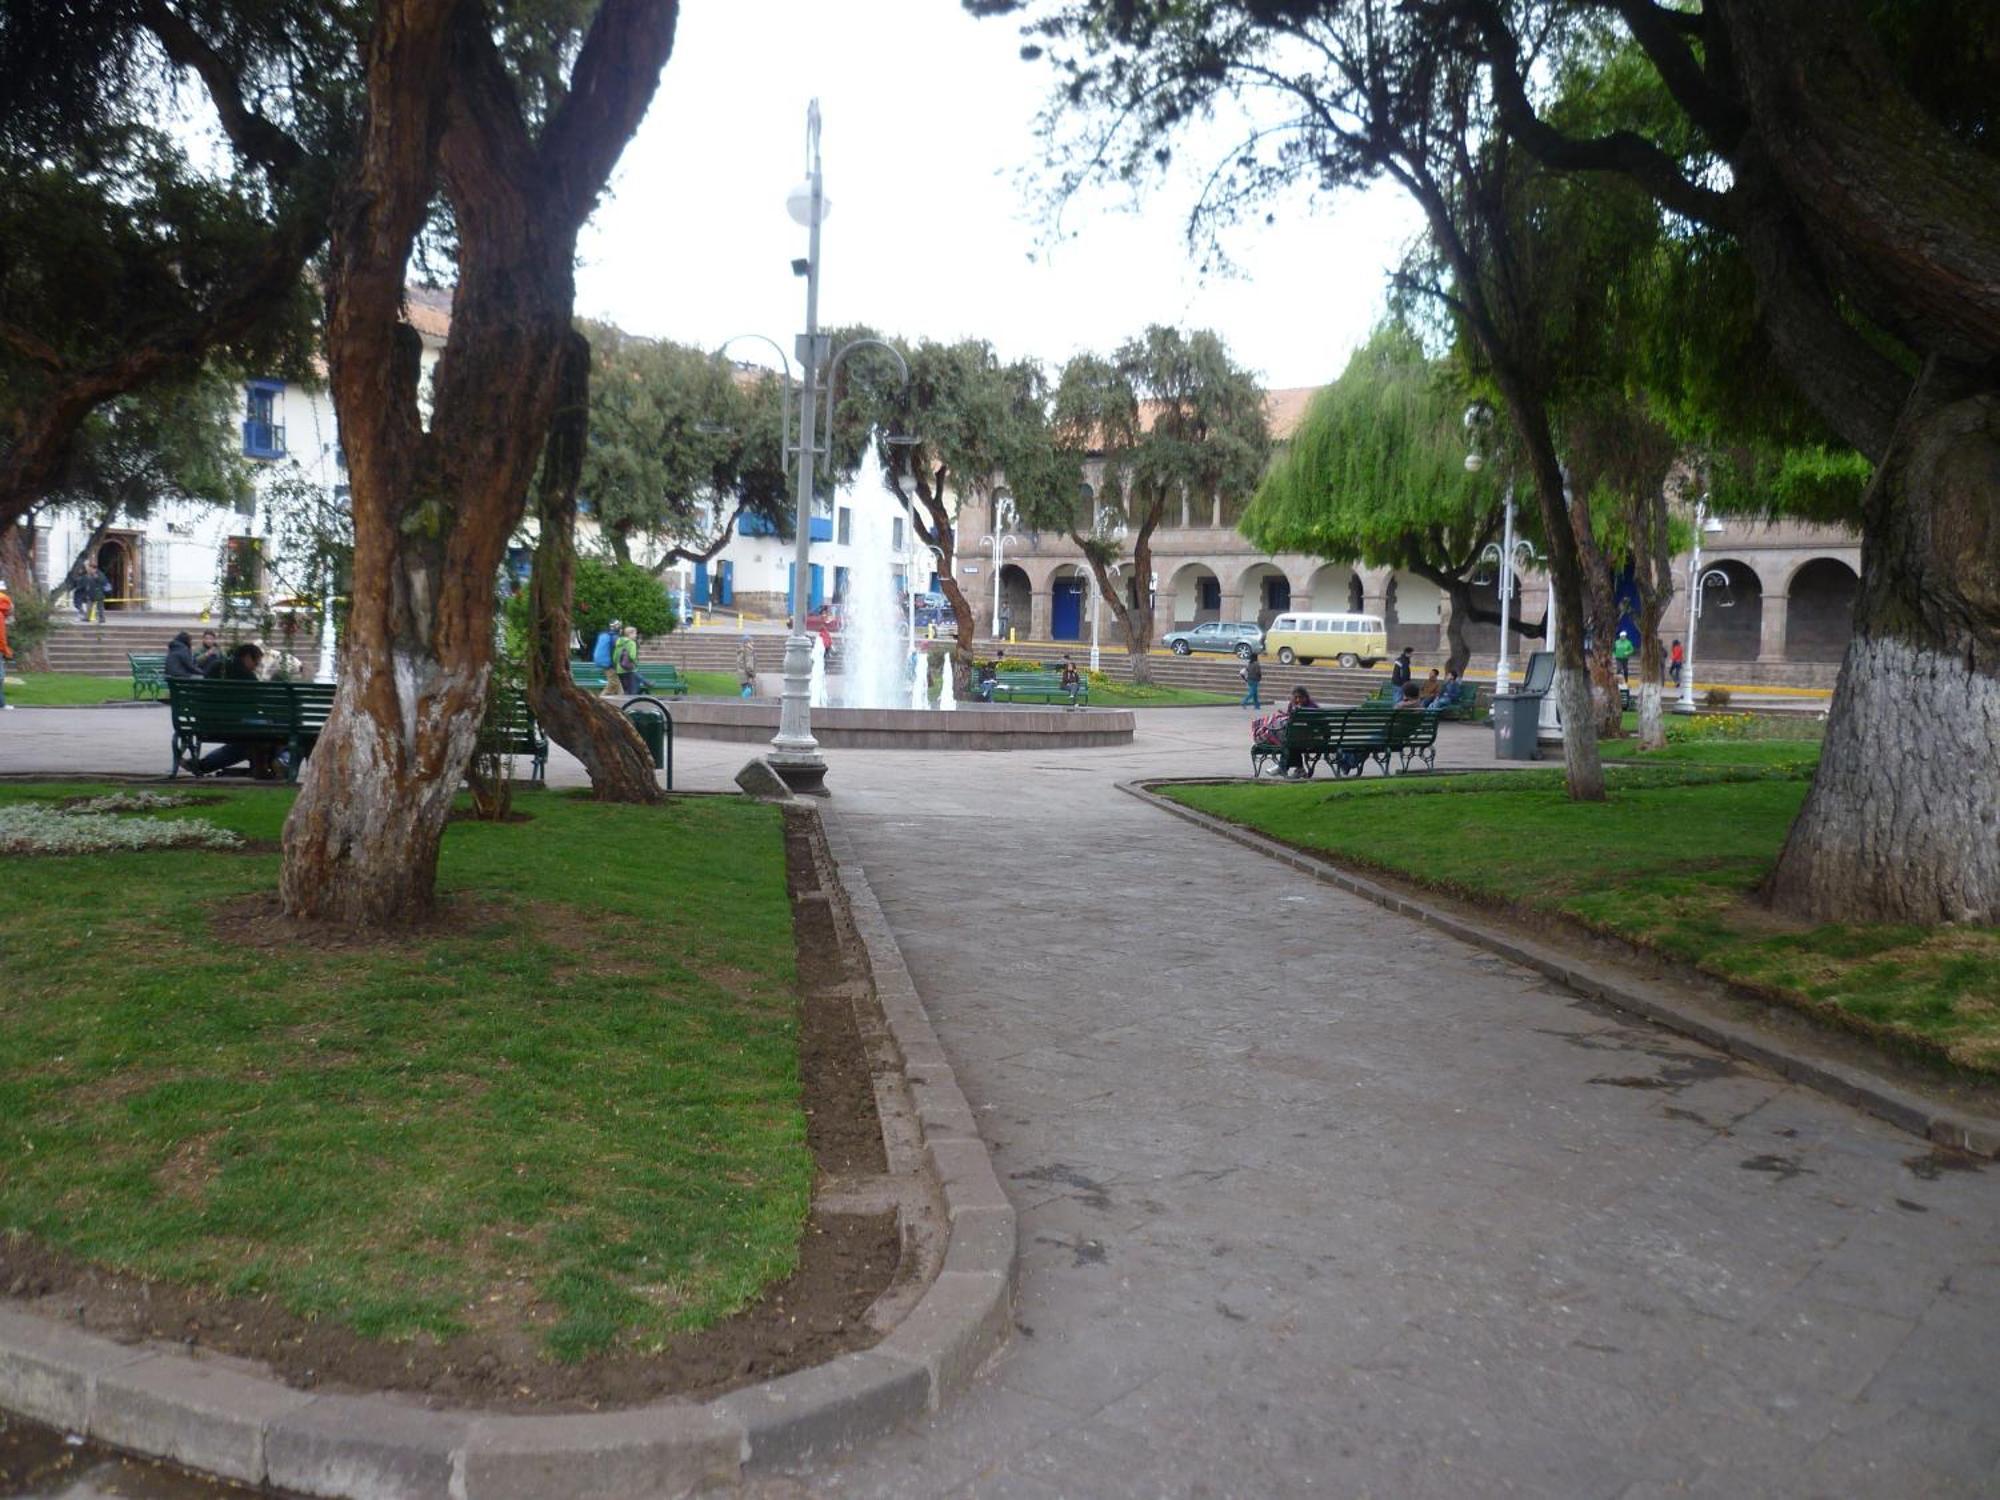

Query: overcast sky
[572,1,1423,392]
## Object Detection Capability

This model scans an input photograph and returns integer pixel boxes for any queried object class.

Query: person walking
[1669,638,1685,688]
[1240,650,1263,709]
[73,561,111,623]
[1613,629,1635,682]
[0,577,14,710]
[737,633,757,698]
[613,625,642,696]
[591,619,619,670]
[1391,647,1414,690]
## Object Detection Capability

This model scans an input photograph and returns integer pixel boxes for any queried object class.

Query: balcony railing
[242,419,286,459]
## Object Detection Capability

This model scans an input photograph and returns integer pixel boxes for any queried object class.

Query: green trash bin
[620,696,673,786]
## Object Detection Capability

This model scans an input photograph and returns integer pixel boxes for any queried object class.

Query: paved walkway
[4,707,1998,1498]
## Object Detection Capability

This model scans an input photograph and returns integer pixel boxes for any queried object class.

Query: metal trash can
[1491,693,1543,761]
[620,695,674,787]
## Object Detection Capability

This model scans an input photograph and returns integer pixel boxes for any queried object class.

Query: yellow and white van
[1262,612,1388,668]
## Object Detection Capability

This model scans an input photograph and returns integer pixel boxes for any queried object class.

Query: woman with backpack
[613,625,642,696]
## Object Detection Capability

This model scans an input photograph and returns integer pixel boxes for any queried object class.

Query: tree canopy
[578,325,791,567]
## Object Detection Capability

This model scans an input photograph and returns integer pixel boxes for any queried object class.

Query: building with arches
[955,388,1863,684]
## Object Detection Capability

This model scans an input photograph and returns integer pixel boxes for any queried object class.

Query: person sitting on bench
[188,644,281,779]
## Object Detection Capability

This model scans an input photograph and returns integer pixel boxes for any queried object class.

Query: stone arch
[1695,557,1764,661]
[1046,561,1093,643]
[996,563,1032,641]
[1784,557,1858,662]
[1385,570,1442,651]
[1306,562,1363,617]
[1235,561,1293,626]
[1169,560,1222,626]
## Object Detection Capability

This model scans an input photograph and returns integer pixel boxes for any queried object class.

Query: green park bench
[1251,705,1439,779]
[570,660,608,690]
[636,662,690,697]
[482,688,550,785]
[984,670,1088,706]
[129,653,167,700]
[167,678,337,782]
[1368,680,1483,721]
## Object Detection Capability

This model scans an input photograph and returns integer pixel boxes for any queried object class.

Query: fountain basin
[664,700,1134,750]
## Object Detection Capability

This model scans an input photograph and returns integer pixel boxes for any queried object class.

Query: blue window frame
[242,380,286,459]
[737,511,779,537]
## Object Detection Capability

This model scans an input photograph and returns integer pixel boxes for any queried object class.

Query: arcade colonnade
[983,525,1861,678]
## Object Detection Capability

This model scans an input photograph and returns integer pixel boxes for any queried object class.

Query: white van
[1262,612,1388,668]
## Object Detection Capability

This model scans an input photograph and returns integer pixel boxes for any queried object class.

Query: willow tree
[279,0,681,925]
[1244,328,1509,675]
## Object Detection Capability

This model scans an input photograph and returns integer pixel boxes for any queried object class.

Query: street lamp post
[1478,510,1536,697]
[1090,564,1122,674]
[766,100,831,793]
[981,532,1016,642]
[1675,495,1729,714]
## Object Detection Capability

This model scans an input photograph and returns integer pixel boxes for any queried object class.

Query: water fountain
[664,443,1132,750]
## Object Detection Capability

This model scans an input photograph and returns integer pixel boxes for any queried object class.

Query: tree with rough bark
[842,337,1061,694]
[577,324,791,572]
[1039,327,1268,686]
[0,0,343,547]
[1243,327,1513,676]
[519,331,661,804]
[1451,0,2000,921]
[277,0,682,925]
[979,1,1608,793]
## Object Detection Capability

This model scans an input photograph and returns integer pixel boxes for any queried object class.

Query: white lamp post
[981,532,1016,642]
[767,101,832,792]
[1090,563,1122,674]
[1675,496,1729,714]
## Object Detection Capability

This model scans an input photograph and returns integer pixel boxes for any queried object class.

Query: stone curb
[0,804,1014,1496]
[1120,779,2000,1158]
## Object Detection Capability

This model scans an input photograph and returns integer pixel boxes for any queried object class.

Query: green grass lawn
[0,784,809,1360]
[3,672,134,706]
[1164,763,2000,1075]
[1089,680,1238,708]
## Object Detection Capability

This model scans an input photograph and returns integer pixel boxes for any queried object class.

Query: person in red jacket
[0,578,15,710]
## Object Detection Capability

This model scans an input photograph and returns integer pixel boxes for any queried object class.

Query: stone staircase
[44,616,322,678]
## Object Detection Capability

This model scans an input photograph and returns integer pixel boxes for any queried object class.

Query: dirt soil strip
[1123,779,2000,1158]
[0,799,1017,1498]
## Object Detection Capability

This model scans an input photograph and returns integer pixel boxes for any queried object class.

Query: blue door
[1052,577,1085,640]
[786,563,827,615]
[693,561,711,607]
[717,560,734,606]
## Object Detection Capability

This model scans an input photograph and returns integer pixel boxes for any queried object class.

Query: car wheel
[1235,643,1253,659]
[1171,640,1191,655]
[1338,652,1359,669]
[1277,647,1296,665]
[1299,657,1315,667]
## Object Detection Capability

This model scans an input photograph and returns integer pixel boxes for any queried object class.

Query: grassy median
[2,672,134,706]
[0,783,809,1361]
[1165,751,2000,1075]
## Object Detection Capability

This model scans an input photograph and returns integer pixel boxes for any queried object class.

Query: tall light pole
[1090,563,1122,673]
[766,102,833,793]
[1677,494,1730,713]
[980,532,1016,641]
[1478,516,1536,696]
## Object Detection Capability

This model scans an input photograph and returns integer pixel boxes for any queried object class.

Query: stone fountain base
[665,700,1135,751]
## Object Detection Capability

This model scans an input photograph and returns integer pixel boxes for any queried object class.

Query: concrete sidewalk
[750,741,2000,1498]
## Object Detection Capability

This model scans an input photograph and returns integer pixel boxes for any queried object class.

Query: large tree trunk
[1767,382,2000,924]
[1078,515,1158,686]
[279,0,678,926]
[1438,576,1475,676]
[524,332,661,803]
[1567,487,1626,740]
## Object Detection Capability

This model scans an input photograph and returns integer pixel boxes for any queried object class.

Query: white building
[38,294,451,619]
[644,452,939,623]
